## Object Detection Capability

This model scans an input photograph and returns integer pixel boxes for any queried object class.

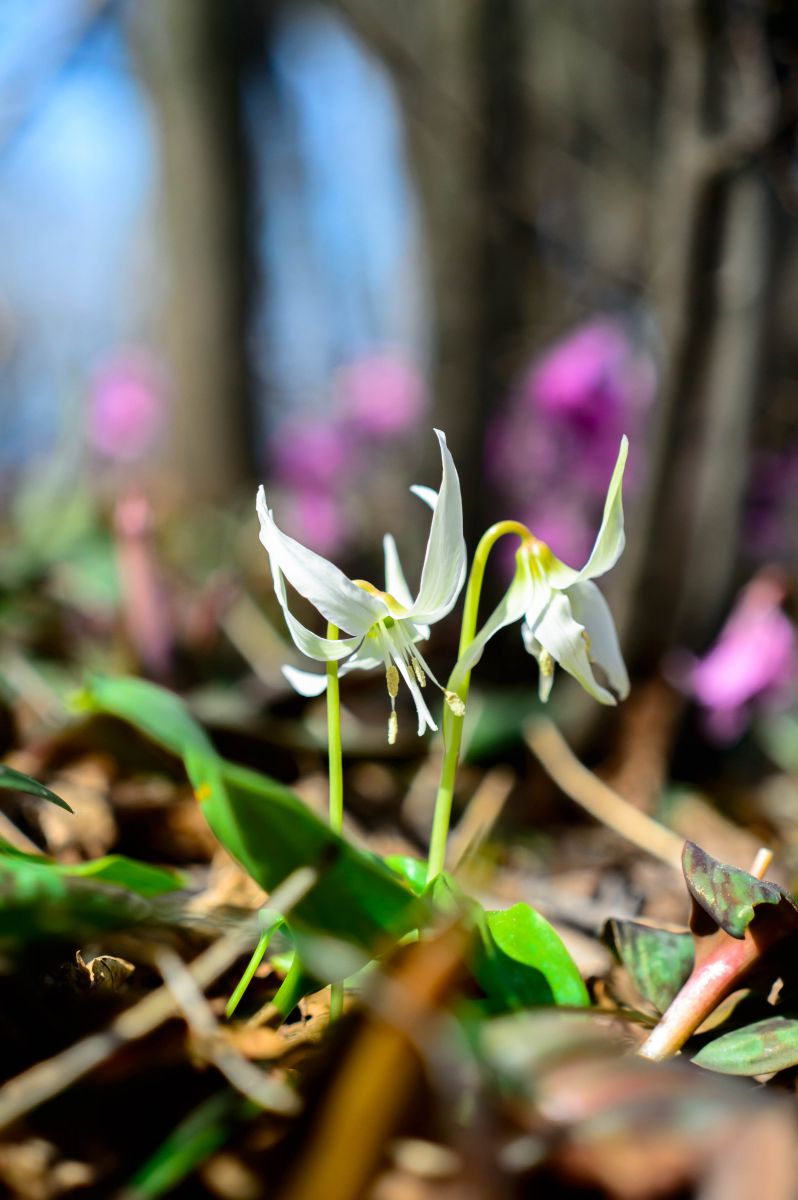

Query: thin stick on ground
[524,717,684,871]
[0,866,317,1132]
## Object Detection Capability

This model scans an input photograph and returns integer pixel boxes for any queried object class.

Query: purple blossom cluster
[268,350,427,555]
[486,318,656,567]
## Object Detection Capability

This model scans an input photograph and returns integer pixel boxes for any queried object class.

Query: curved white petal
[567,580,630,699]
[409,484,438,511]
[382,534,414,610]
[282,665,329,696]
[339,642,385,676]
[271,559,363,662]
[449,566,534,693]
[406,430,466,625]
[256,487,387,636]
[552,436,629,590]
[522,627,557,703]
[532,592,616,705]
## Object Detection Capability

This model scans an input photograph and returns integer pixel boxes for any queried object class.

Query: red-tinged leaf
[682,841,798,940]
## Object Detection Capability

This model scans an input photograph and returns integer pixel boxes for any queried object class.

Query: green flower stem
[326,623,345,1022]
[225,929,272,1020]
[326,624,344,836]
[426,521,529,882]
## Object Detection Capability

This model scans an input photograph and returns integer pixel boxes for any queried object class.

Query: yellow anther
[412,659,427,687]
[539,650,555,678]
[386,664,400,698]
[445,690,466,717]
[388,711,398,745]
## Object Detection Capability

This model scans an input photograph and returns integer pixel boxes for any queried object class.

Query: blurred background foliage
[2,0,798,773]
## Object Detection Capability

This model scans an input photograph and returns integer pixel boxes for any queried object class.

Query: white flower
[256,429,467,741]
[454,437,630,705]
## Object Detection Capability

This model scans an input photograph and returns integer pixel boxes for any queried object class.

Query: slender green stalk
[426,521,528,881]
[326,624,344,835]
[326,623,345,1021]
[225,929,272,1019]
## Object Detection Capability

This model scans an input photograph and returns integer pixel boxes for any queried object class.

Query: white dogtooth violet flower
[452,436,630,706]
[256,429,467,743]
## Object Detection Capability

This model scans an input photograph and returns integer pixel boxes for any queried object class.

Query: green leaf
[0,855,155,942]
[0,764,73,812]
[604,919,694,1013]
[60,855,185,898]
[474,902,590,1012]
[384,854,429,896]
[81,676,423,964]
[124,1091,256,1200]
[193,754,422,956]
[75,674,216,761]
[682,841,798,939]
[692,1015,798,1076]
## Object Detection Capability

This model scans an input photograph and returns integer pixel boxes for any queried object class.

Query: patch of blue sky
[250,4,427,426]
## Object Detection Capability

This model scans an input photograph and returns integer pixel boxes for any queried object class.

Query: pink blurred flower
[486,316,656,562]
[89,350,164,462]
[670,569,797,744]
[272,418,352,491]
[281,490,345,557]
[336,351,426,438]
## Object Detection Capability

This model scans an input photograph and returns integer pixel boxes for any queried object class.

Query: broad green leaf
[692,1015,798,1076]
[0,855,155,941]
[61,855,185,898]
[683,841,798,939]
[0,764,73,812]
[474,903,590,1011]
[76,674,216,761]
[191,753,422,955]
[604,919,694,1013]
[81,676,423,962]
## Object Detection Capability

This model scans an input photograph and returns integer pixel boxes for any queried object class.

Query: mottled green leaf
[0,764,73,812]
[474,902,590,1012]
[692,1015,798,1076]
[604,919,694,1013]
[682,841,798,939]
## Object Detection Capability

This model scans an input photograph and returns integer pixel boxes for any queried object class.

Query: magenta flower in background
[335,350,426,438]
[670,569,798,744]
[271,417,352,491]
[89,350,164,463]
[487,316,656,566]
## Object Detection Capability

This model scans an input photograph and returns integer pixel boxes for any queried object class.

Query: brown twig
[524,718,684,871]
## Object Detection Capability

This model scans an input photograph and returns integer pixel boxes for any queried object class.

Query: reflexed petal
[567,580,630,699]
[522,626,556,702]
[383,534,414,610]
[282,665,329,696]
[532,592,616,705]
[271,559,363,662]
[449,565,534,693]
[256,487,387,635]
[545,437,628,589]
[409,484,437,511]
[406,430,466,624]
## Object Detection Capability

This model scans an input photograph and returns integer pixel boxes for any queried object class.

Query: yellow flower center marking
[194,782,213,804]
[353,579,408,618]
[521,536,555,572]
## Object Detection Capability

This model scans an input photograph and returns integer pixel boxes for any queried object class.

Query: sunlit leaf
[604,919,694,1013]
[0,764,73,812]
[692,1015,798,1076]
[474,902,590,1011]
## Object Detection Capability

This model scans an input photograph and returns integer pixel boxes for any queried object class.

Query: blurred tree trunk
[330,0,540,543]
[621,0,778,667]
[134,0,255,500]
